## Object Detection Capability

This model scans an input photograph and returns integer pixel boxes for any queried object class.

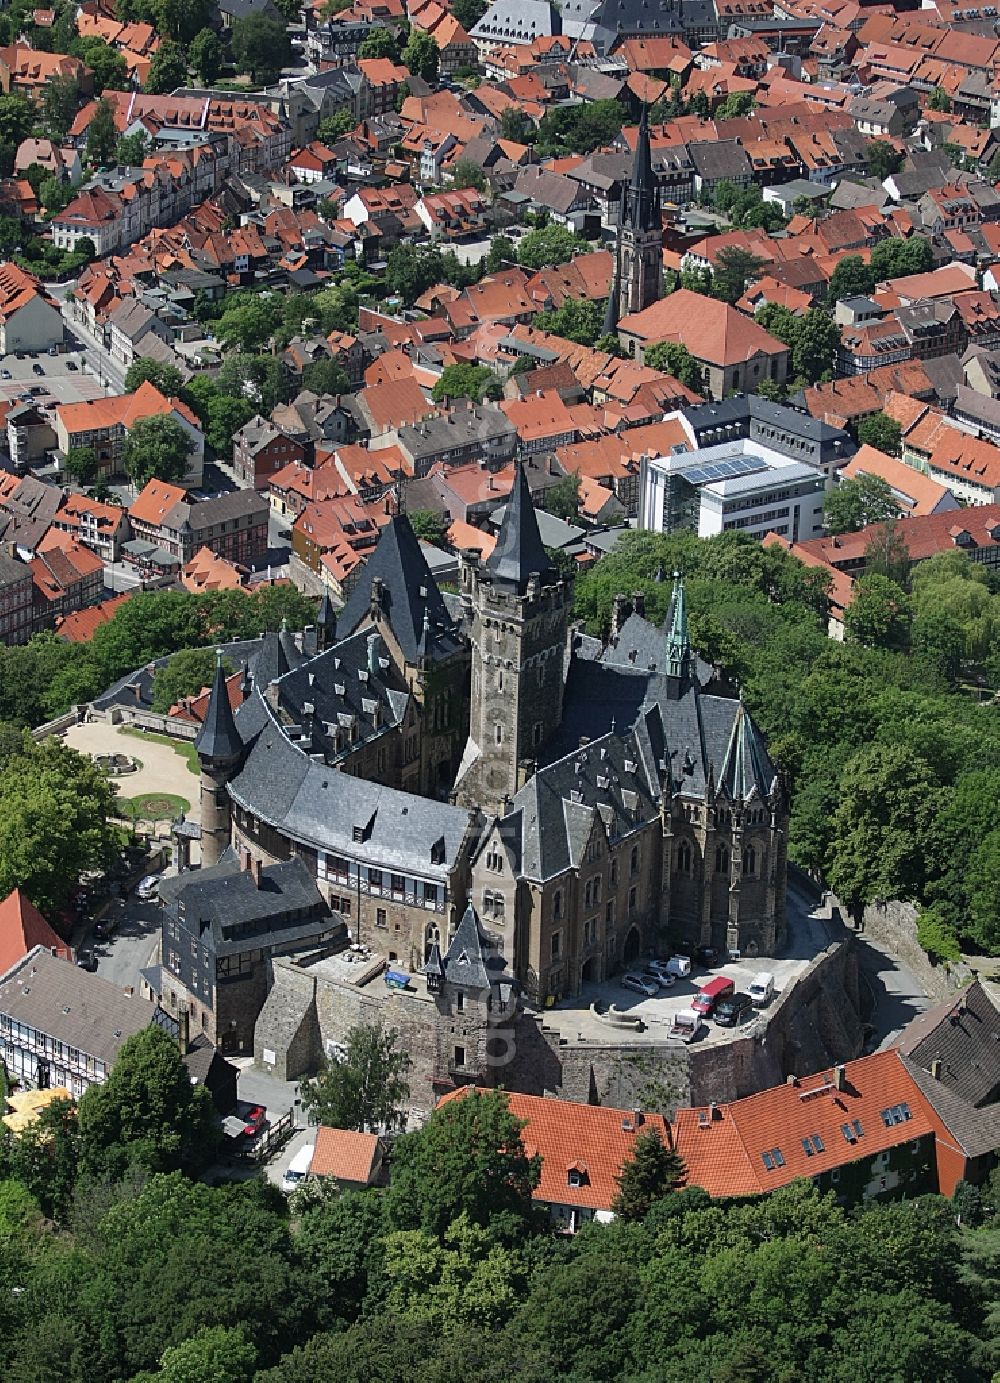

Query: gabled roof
[310,1126,381,1181]
[0,889,71,974]
[337,514,459,665]
[437,1087,670,1212]
[897,980,1000,1108]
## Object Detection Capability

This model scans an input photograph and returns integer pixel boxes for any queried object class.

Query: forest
[2,1035,999,1383]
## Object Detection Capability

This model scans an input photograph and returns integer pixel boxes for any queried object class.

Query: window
[628,886,637,914]
[568,1169,582,1188]
[585,881,592,908]
[630,845,639,875]
[533,720,543,745]
[742,844,756,877]
[677,841,692,874]
[715,845,729,873]
[391,874,404,896]
[486,848,503,873]
[551,932,561,960]
[495,723,503,745]
[554,889,563,920]
[369,868,383,889]
[761,1146,784,1170]
[454,1045,466,1067]
[880,1103,912,1127]
[376,908,387,928]
[610,858,617,885]
[605,899,615,927]
[456,992,464,1014]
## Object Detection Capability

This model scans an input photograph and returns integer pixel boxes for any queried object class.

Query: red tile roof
[0,888,71,974]
[619,288,789,365]
[310,1126,381,1182]
[675,1050,947,1198]
[438,1088,669,1212]
[55,592,131,641]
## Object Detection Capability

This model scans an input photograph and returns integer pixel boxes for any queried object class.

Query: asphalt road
[85,894,161,993]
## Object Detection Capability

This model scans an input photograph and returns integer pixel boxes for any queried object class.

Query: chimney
[833,1063,847,1091]
[931,1057,943,1080]
[610,592,629,639]
[632,589,645,618]
[632,1106,643,1128]
[786,1073,799,1086]
[709,1101,721,1120]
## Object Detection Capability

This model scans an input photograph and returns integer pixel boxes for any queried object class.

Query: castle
[192,465,787,1028]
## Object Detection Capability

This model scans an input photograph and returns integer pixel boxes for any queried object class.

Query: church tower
[455,465,572,817]
[195,650,243,868]
[608,104,663,329]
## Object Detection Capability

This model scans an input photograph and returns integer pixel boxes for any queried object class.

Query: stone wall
[511,937,866,1118]
[856,898,973,1004]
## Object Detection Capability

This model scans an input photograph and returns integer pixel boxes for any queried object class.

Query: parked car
[642,966,675,989]
[696,946,718,967]
[714,991,754,1027]
[651,956,690,980]
[136,874,160,901]
[94,913,118,940]
[67,360,78,371]
[31,363,44,376]
[76,948,97,971]
[243,1105,268,1137]
[670,1009,704,1043]
[749,971,776,1008]
[622,972,659,998]
[691,975,735,1017]
[0,368,10,379]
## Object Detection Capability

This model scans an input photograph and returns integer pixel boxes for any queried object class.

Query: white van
[665,955,692,978]
[748,972,775,1008]
[281,1143,315,1193]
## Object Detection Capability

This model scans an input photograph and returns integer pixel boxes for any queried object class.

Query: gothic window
[585,881,592,908]
[715,845,730,874]
[533,721,543,746]
[495,723,503,745]
[551,931,561,959]
[593,877,601,904]
[743,844,757,877]
[486,847,503,872]
[630,845,639,875]
[677,840,692,874]
[554,889,563,919]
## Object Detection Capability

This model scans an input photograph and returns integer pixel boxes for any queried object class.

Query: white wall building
[639,439,826,544]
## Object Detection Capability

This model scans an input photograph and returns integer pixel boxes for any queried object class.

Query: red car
[243,1106,267,1137]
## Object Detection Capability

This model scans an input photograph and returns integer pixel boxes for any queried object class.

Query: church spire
[485,462,556,595]
[665,571,691,692]
[624,103,660,235]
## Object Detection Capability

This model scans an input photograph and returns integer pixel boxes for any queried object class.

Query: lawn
[119,792,191,822]
[119,726,200,775]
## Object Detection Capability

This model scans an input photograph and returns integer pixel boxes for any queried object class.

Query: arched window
[677,840,692,875]
[554,889,563,920]
[715,845,729,874]
[593,877,601,904]
[495,723,503,745]
[742,844,757,877]
[630,845,639,875]
[585,881,592,908]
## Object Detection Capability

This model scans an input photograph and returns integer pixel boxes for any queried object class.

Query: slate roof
[485,461,556,594]
[896,981,1000,1108]
[230,693,476,877]
[158,854,333,958]
[437,901,512,992]
[195,653,243,762]
[266,627,409,763]
[338,515,462,665]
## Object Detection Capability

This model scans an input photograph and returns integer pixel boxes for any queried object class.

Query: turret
[195,650,243,868]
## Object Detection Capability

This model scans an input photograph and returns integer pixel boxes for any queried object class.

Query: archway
[623,926,641,965]
[581,956,599,985]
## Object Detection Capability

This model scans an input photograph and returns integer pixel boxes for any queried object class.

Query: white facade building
[639,439,826,544]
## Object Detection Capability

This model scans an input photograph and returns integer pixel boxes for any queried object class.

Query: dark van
[714,991,754,1027]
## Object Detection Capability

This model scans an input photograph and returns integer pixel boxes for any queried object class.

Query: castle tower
[616,104,663,321]
[195,650,243,868]
[456,464,572,817]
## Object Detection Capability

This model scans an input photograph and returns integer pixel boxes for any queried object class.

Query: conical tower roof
[195,650,242,762]
[485,462,556,595]
[718,699,777,801]
[624,103,660,233]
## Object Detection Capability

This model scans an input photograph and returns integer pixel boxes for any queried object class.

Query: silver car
[622,972,659,998]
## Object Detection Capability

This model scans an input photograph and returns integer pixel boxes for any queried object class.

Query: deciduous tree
[302,1020,411,1133]
[123,413,193,485]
